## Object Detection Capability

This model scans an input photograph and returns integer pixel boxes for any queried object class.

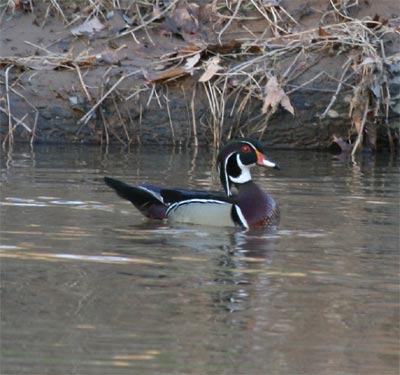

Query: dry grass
[1,0,399,151]
[201,1,399,149]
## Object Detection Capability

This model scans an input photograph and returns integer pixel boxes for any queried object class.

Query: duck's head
[217,138,280,196]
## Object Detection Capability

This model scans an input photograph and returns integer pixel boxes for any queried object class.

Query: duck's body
[105,138,280,229]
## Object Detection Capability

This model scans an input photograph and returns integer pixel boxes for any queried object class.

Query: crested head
[217,138,279,196]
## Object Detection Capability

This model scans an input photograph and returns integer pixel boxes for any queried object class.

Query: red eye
[241,144,251,153]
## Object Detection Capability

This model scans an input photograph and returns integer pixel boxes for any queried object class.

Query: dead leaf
[145,67,190,83]
[262,76,294,115]
[146,52,201,82]
[71,17,105,36]
[198,56,222,82]
[184,53,201,69]
[318,26,330,37]
[207,40,242,54]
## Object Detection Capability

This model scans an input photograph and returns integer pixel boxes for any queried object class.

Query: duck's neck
[236,180,263,196]
[229,169,252,185]
[228,155,252,185]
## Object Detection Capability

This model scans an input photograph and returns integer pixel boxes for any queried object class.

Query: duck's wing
[160,188,233,204]
[104,177,167,219]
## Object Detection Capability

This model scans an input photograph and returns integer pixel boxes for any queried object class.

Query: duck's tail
[104,177,167,219]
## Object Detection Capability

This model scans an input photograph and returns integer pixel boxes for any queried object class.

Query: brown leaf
[207,40,242,54]
[198,56,222,82]
[145,67,189,83]
[262,76,294,115]
[77,56,97,67]
[318,27,330,37]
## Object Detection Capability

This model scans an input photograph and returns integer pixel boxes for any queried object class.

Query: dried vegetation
[1,0,399,152]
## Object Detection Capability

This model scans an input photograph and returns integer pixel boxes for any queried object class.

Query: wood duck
[104,138,280,229]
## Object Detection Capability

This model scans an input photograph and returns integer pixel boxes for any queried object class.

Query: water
[1,145,399,375]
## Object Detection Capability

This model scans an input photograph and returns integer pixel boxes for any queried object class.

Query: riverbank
[1,0,399,151]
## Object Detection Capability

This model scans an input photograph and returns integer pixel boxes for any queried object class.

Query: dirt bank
[1,0,399,150]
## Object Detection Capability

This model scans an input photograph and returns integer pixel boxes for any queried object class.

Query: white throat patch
[229,154,252,184]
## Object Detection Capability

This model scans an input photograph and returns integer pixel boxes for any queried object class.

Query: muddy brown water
[1,145,399,375]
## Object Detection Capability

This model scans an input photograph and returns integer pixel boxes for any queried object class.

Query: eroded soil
[1,1,399,148]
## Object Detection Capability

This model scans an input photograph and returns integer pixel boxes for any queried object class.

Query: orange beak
[256,150,280,170]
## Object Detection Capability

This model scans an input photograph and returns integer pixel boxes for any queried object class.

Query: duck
[104,138,280,229]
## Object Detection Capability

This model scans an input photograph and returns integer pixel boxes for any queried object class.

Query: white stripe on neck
[229,154,252,184]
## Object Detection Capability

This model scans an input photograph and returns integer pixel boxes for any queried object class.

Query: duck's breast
[237,182,280,227]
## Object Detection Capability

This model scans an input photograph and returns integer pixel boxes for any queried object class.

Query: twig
[218,0,243,44]
[278,3,299,26]
[351,98,369,156]
[0,108,31,131]
[150,84,163,108]
[249,0,289,35]
[99,88,109,145]
[1,111,30,148]
[100,108,126,146]
[163,92,176,145]
[112,95,130,144]
[136,3,155,46]
[24,40,57,56]
[115,0,178,39]
[30,111,39,146]
[329,0,355,22]
[191,84,198,147]
[77,69,140,130]
[49,0,69,24]
[320,57,352,119]
[125,87,149,101]
[74,63,92,102]
[5,65,14,147]
[180,85,191,147]
[286,73,331,94]
[282,50,304,79]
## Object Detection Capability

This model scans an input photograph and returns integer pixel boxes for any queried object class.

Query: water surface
[1,145,399,375]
